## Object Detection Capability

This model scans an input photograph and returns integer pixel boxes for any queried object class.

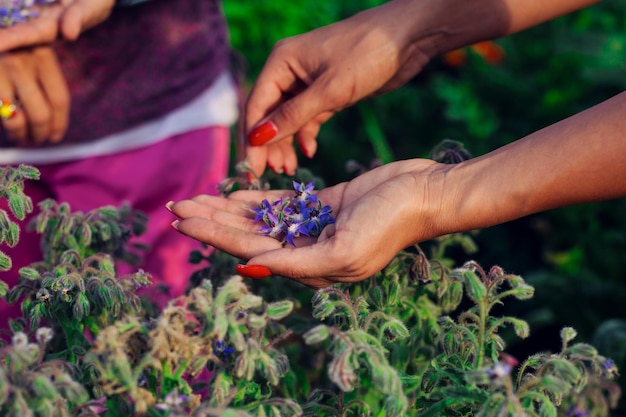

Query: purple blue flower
[602,357,618,377]
[565,405,590,417]
[0,0,57,28]
[252,199,272,223]
[253,181,334,246]
[285,220,311,246]
[293,181,318,205]
[155,391,191,411]
[214,340,235,359]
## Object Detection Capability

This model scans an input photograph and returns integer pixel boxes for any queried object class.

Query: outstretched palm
[170,159,446,288]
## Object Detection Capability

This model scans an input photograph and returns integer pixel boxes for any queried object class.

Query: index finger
[244,47,304,130]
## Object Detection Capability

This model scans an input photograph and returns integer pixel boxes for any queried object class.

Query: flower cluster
[0,0,57,28]
[252,181,334,246]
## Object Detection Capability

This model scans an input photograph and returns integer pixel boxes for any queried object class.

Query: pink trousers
[0,126,230,326]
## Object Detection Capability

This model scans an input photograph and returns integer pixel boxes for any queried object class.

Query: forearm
[385,0,603,57]
[440,91,626,234]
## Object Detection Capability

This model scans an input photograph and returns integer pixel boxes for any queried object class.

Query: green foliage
[0,157,621,416]
[0,165,40,291]
[224,1,626,405]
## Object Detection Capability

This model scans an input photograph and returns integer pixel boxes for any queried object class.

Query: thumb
[243,238,342,288]
[60,0,115,41]
[59,3,84,41]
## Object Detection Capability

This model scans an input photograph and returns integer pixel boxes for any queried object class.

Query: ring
[0,98,18,120]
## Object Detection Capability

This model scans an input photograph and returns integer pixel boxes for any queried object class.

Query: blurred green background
[223,0,626,400]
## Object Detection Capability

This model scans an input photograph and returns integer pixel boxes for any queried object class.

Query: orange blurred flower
[442,48,467,68]
[470,41,505,65]
[442,41,505,67]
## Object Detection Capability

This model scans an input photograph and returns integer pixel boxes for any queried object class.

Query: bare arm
[435,91,626,237]
[169,91,625,288]
[244,0,604,176]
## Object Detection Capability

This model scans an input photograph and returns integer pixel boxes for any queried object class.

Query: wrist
[424,158,516,239]
[382,0,510,58]
[402,161,459,243]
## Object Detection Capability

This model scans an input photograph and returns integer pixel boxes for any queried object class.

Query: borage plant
[0,163,621,417]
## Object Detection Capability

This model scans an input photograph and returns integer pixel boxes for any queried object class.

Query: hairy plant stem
[476,297,488,369]
[363,311,391,332]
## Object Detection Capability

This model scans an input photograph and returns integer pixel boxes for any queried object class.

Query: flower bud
[387,275,401,305]
[266,300,294,320]
[560,327,577,345]
[368,286,384,309]
[312,301,336,320]
[381,319,410,342]
[303,325,330,345]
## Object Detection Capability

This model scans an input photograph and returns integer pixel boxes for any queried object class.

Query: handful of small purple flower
[252,181,335,246]
[0,0,57,28]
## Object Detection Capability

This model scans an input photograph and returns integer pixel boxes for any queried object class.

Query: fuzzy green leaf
[8,191,26,220]
[17,164,40,180]
[0,250,11,271]
[5,222,19,247]
[19,267,40,280]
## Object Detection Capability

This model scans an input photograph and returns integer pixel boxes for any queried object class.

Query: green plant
[0,165,620,416]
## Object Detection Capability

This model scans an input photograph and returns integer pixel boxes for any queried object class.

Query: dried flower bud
[328,349,358,392]
[35,327,54,345]
[12,331,28,347]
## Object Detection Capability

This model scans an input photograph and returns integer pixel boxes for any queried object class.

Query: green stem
[358,102,394,164]
[160,360,171,396]
[363,311,390,333]
[476,298,488,369]
[172,359,189,380]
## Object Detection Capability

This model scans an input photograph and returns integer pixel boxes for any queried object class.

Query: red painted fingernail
[248,121,277,146]
[236,264,272,279]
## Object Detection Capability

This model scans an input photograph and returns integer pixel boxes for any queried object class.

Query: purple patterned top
[1,0,231,147]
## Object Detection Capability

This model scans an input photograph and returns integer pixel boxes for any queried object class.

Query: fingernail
[269,164,283,174]
[171,220,180,230]
[304,144,317,159]
[236,264,272,279]
[165,201,174,212]
[248,121,277,146]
